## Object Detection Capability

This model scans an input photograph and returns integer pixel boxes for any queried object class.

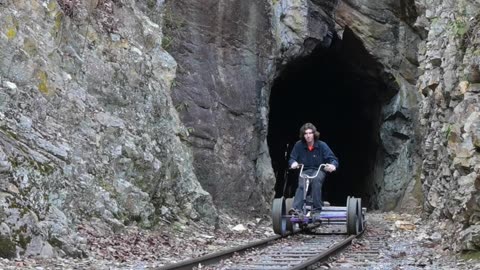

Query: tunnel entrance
[267,29,397,208]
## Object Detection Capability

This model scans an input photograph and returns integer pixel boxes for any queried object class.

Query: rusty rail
[156,235,283,270]
[157,224,364,270]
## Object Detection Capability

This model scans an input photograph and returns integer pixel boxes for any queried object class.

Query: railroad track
[324,221,388,269]
[157,224,363,270]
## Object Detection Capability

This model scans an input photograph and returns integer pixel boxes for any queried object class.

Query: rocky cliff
[162,0,275,215]
[0,0,215,257]
[416,0,480,251]
[333,0,480,252]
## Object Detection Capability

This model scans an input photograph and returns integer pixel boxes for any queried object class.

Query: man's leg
[292,176,304,211]
[311,171,326,211]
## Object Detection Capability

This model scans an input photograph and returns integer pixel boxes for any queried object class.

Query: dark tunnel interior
[267,28,398,208]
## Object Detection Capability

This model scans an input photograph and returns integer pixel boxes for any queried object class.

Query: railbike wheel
[272,197,287,235]
[355,198,364,232]
[285,198,294,232]
[346,196,360,235]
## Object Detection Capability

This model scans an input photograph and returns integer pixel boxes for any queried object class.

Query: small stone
[3,81,17,90]
[131,47,143,56]
[232,224,247,232]
[459,81,469,94]
[110,33,121,42]
[7,184,18,194]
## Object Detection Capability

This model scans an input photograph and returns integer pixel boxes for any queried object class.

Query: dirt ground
[324,212,480,269]
[0,211,479,269]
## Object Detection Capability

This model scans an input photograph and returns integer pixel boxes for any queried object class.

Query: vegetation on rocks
[0,236,16,259]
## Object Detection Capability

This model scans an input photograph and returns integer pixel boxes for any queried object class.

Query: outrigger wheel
[272,197,287,235]
[285,198,294,232]
[356,198,365,232]
[346,196,364,235]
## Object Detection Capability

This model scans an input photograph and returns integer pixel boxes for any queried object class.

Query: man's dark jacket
[288,140,339,170]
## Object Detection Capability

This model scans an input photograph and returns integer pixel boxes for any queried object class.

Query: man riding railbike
[288,123,339,216]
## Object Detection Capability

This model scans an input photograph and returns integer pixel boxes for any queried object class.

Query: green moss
[160,4,186,51]
[147,0,156,9]
[461,251,480,261]
[97,178,115,194]
[174,102,189,112]
[123,214,142,226]
[0,128,18,140]
[7,197,30,217]
[17,233,31,250]
[48,237,63,248]
[162,5,186,51]
[163,7,185,31]
[38,163,55,175]
[161,35,173,50]
[23,38,38,57]
[452,19,468,38]
[37,70,50,95]
[6,26,17,40]
[27,160,55,175]
[5,15,19,40]
[172,222,184,232]
[7,224,31,252]
[52,12,64,38]
[47,0,58,12]
[445,124,452,140]
[0,236,16,259]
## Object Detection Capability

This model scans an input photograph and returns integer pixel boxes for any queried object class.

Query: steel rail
[156,223,324,270]
[156,222,361,270]
[227,228,366,270]
[156,234,283,270]
[288,234,356,270]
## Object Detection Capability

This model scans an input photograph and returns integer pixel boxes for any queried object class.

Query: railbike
[272,164,366,236]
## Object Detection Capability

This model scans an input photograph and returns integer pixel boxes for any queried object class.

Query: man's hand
[290,161,299,169]
[324,164,336,172]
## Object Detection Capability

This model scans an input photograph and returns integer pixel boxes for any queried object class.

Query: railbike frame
[297,163,326,216]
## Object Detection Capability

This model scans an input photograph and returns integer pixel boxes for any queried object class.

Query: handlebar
[294,164,327,179]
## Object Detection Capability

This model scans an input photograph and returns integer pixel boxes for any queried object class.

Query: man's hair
[299,122,320,142]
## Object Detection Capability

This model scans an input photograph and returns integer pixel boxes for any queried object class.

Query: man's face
[304,128,314,143]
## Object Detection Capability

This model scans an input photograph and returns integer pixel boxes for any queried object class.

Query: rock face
[162,0,276,214]
[415,0,480,252]
[0,0,215,257]
[335,0,423,211]
[337,0,480,252]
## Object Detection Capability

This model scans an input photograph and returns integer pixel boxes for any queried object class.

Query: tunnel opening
[267,28,397,208]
